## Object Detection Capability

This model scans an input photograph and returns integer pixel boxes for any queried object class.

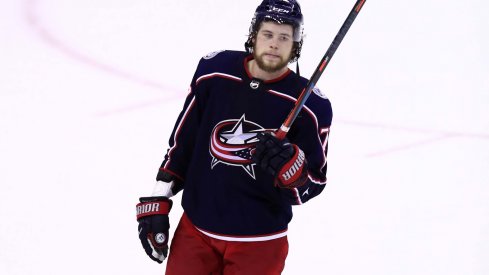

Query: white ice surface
[1,0,488,274]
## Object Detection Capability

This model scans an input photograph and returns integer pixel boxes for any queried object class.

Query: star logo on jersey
[209,114,266,179]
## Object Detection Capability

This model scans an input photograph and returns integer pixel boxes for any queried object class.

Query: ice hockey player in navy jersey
[136,0,332,274]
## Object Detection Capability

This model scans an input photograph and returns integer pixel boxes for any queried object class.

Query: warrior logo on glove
[137,202,166,217]
[280,148,306,182]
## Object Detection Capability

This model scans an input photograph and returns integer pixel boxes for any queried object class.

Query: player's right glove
[136,196,172,263]
[253,132,308,189]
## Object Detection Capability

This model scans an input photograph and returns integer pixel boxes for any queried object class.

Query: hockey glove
[253,132,308,189]
[136,196,172,263]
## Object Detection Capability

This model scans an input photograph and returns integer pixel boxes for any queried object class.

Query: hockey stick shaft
[275,0,366,140]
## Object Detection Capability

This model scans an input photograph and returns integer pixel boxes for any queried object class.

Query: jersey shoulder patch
[203,50,225,60]
[312,87,328,99]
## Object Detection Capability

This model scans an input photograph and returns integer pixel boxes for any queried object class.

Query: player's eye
[279,35,290,42]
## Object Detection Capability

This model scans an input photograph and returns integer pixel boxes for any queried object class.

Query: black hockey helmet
[245,0,304,63]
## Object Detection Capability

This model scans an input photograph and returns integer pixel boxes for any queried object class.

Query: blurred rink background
[1,0,488,274]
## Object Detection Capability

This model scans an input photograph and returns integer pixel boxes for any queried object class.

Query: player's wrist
[151,180,175,197]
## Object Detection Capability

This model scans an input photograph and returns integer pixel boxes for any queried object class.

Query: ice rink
[1,0,488,274]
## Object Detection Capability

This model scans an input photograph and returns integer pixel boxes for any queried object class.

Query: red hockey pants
[165,213,289,275]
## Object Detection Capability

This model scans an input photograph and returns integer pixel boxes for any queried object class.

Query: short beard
[253,49,291,73]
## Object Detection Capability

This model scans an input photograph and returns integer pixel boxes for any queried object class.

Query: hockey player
[136,0,332,274]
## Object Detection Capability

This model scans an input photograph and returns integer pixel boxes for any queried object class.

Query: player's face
[253,21,294,73]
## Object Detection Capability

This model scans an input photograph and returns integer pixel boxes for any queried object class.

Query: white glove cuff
[151,181,174,198]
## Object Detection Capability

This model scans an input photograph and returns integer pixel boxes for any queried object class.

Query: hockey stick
[275,0,366,140]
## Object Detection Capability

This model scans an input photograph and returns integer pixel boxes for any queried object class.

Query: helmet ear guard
[244,0,304,63]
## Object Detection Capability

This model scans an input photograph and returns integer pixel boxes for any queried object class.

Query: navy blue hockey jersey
[160,50,332,241]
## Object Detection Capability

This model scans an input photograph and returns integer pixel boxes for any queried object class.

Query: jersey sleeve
[280,93,333,205]
[157,58,206,186]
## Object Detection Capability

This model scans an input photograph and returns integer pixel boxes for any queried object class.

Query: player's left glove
[136,196,172,263]
[252,132,308,189]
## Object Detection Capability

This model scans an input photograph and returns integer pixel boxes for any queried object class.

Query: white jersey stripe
[293,188,303,205]
[196,72,242,85]
[164,95,196,170]
[196,227,288,242]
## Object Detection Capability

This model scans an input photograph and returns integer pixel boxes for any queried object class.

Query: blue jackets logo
[209,114,265,179]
